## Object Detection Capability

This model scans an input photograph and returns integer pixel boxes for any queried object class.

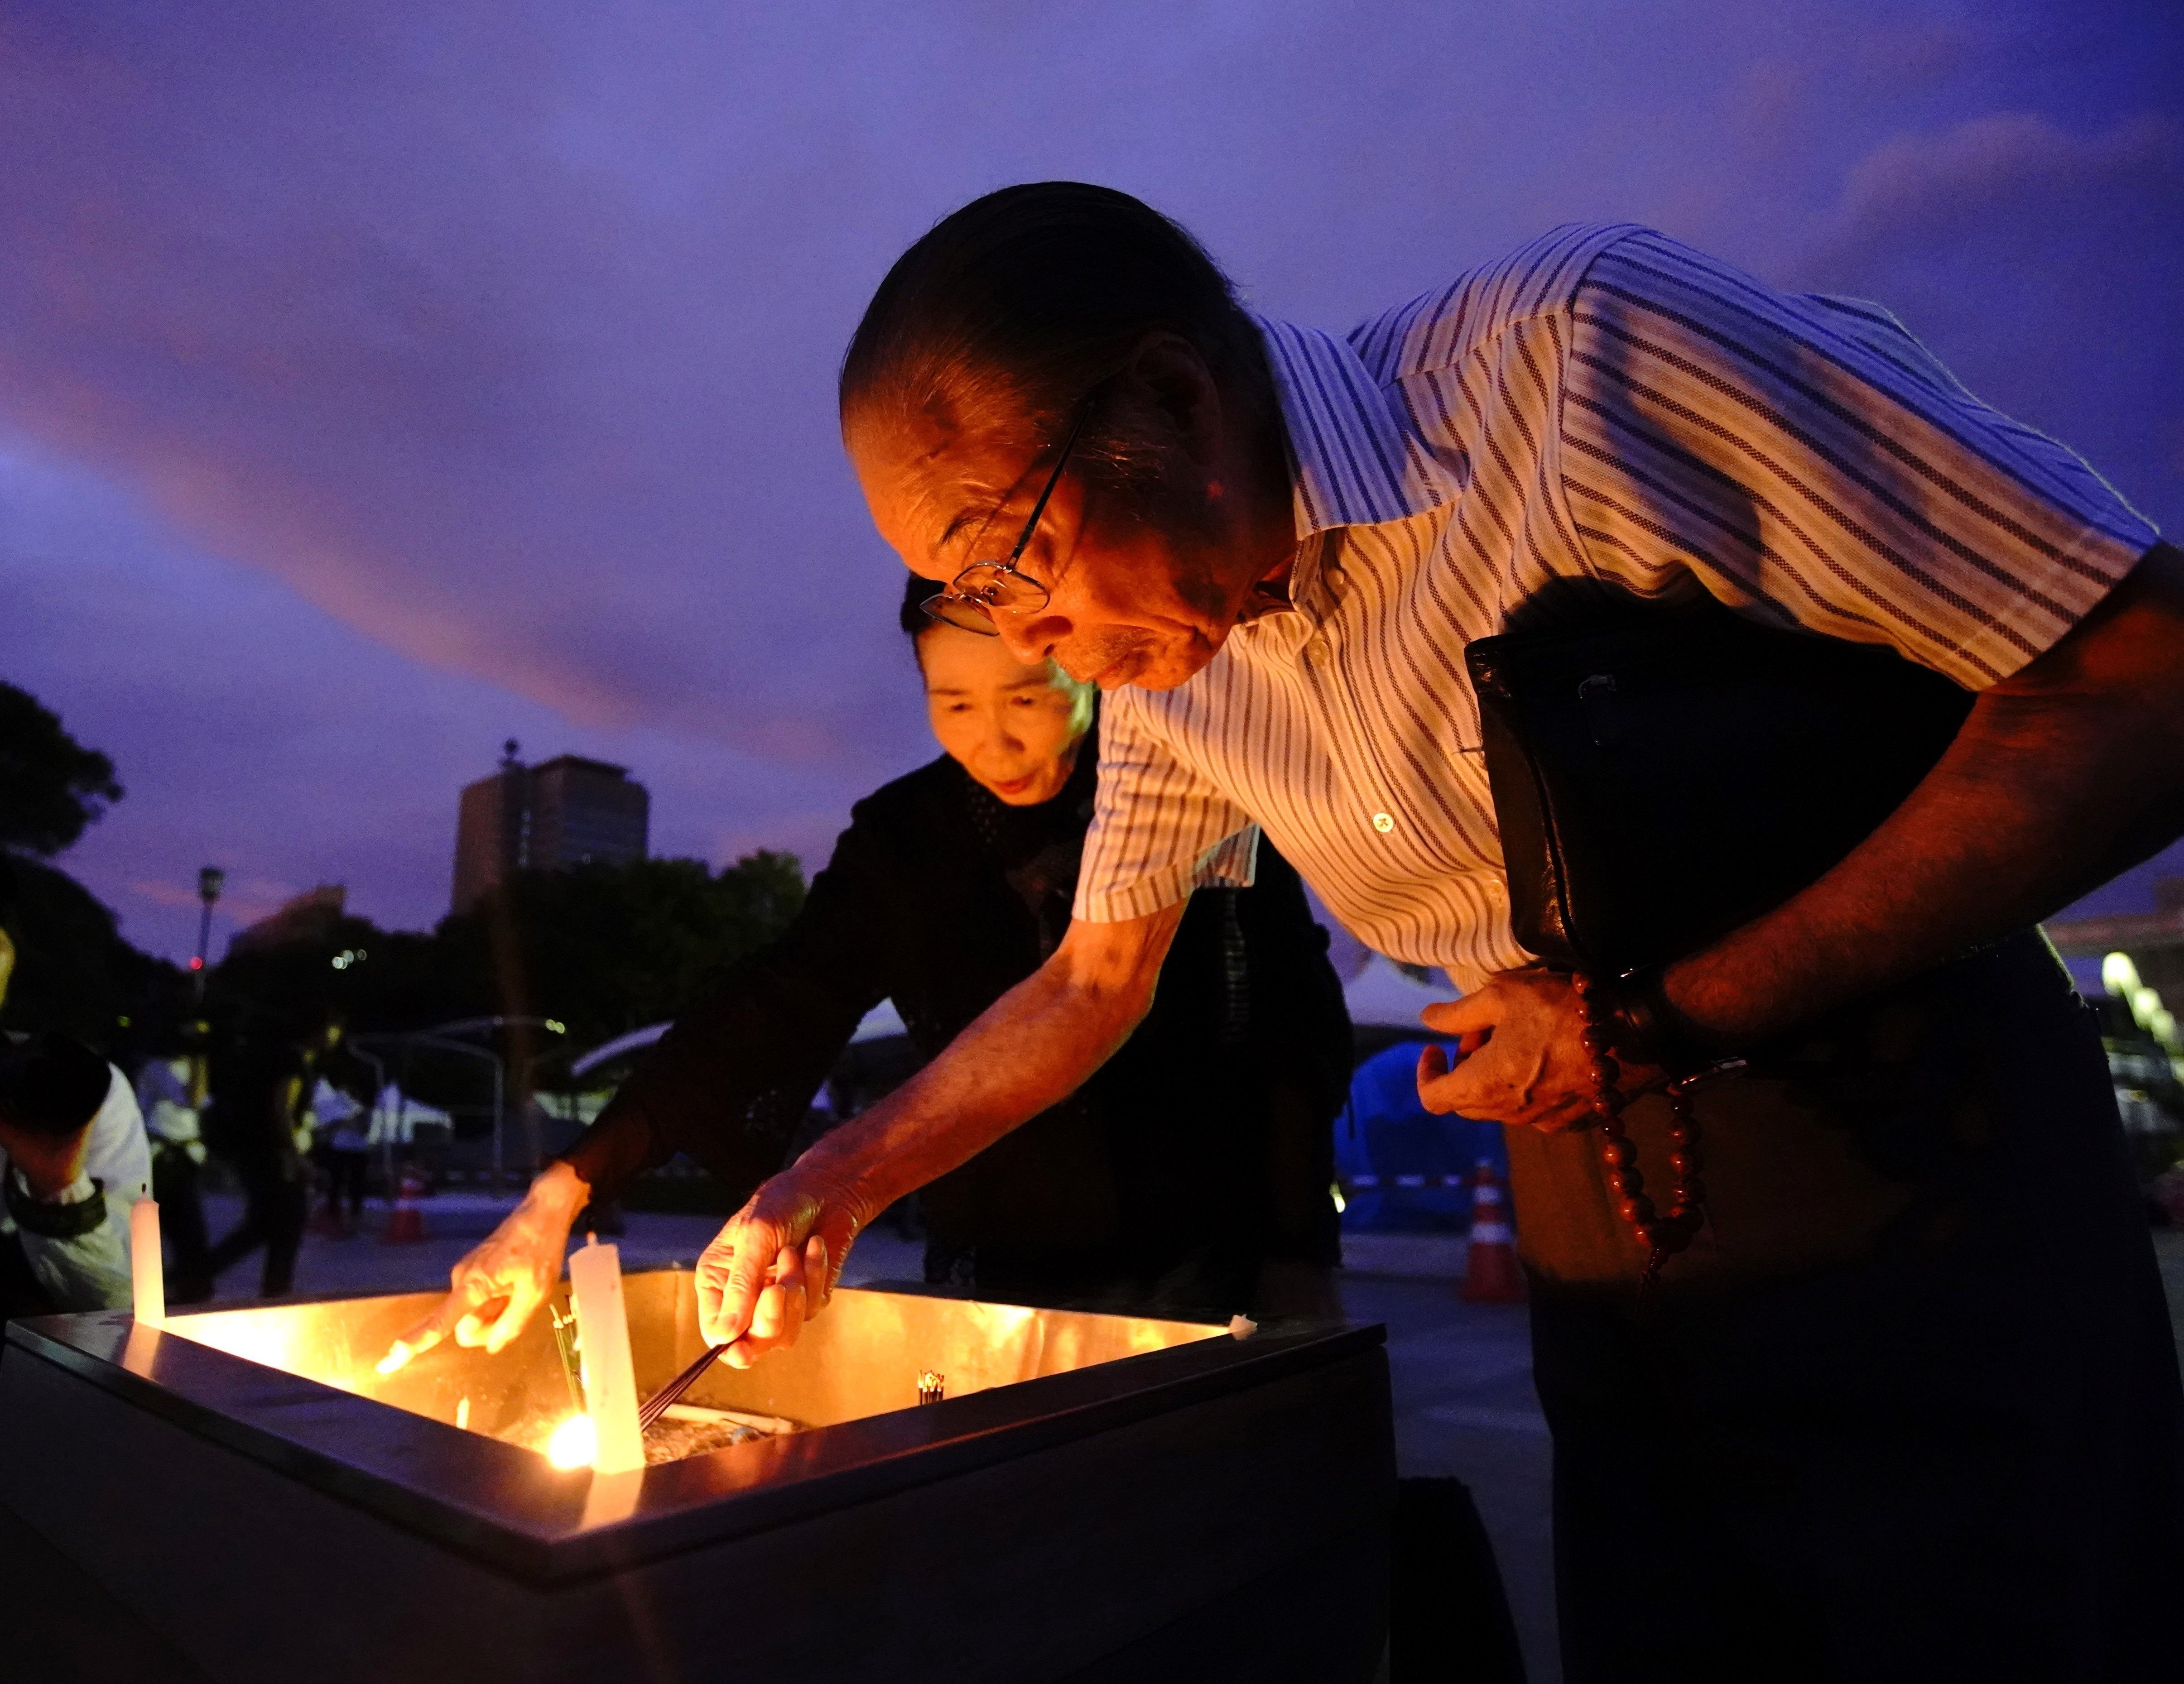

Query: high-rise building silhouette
[451,740,649,912]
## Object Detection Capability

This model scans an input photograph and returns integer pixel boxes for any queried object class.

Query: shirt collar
[1253,314,1461,542]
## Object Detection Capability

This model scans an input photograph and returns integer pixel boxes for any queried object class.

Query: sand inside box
[642,1404,803,1465]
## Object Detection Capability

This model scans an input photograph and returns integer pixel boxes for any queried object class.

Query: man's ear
[1121,332,1225,466]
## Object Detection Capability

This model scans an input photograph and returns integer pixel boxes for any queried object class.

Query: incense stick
[636,1343,726,1433]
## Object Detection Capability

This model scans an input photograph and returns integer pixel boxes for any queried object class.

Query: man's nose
[996,612,1064,667]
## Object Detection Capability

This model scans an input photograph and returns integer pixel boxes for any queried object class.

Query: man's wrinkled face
[850,406,1259,693]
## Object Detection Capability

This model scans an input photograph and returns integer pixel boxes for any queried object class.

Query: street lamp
[192,866,225,1001]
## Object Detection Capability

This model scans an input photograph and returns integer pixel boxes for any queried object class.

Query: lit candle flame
[546,1413,598,1470]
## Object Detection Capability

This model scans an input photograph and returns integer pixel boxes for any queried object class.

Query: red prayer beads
[1572,972,1708,1288]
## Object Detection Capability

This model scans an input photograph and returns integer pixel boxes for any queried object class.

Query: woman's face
[918,623,1088,805]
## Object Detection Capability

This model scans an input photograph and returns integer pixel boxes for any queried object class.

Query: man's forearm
[790,907,1181,1223]
[1673,709,2153,1043]
[1671,542,2184,1045]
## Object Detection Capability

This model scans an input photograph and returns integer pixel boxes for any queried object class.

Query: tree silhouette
[0,682,124,856]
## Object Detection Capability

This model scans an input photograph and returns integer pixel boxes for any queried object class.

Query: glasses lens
[922,594,1001,635]
[927,562,1049,635]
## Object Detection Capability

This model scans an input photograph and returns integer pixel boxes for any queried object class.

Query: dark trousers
[1514,935,2184,1683]
[322,1148,367,1222]
[149,1145,210,1279]
[201,1159,309,1297]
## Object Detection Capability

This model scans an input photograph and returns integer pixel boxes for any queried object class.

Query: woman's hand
[1417,969,1652,1133]
[695,1162,868,1367]
[377,1161,591,1373]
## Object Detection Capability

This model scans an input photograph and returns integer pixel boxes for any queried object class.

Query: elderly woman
[385,574,1351,1369]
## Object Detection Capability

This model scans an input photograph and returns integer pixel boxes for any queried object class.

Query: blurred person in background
[385,572,1353,1371]
[178,1009,332,1301]
[0,857,152,1321]
[308,1058,372,1236]
[135,1024,212,1284]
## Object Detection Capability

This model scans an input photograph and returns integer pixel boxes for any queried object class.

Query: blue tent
[1337,1040,1508,1232]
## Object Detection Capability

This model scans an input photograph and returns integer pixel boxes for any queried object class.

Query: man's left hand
[1417,970,1654,1132]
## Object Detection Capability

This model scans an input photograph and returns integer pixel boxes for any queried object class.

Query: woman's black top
[564,743,1352,1315]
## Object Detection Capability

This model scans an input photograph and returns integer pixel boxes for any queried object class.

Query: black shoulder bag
[1463,591,1973,1279]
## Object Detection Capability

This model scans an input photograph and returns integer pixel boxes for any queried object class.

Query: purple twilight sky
[1,0,2179,963]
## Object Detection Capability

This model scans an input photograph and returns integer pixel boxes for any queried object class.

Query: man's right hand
[696,1162,867,1365]
[377,1161,591,1374]
[687,905,1183,1364]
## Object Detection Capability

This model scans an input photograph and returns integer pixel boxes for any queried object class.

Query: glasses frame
[920,396,1099,636]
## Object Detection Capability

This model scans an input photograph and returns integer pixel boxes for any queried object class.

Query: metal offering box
[0,1269,1393,1683]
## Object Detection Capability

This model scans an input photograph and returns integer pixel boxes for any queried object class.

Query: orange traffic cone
[1459,1157,1526,1304]
[381,1165,428,1244]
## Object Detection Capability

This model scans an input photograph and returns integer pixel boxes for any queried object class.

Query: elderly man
[704,185,2184,1679]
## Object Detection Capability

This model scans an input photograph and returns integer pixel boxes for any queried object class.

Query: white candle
[130,1195,164,1328]
[580,1467,646,1528]
[566,1235,644,1474]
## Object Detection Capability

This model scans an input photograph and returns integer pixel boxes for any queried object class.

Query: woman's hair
[899,570,943,637]
[841,182,1269,495]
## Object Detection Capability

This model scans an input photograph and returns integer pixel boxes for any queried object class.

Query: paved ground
[182,1195,2184,1684]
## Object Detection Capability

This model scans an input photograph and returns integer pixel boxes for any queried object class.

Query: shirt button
[1371,812,1395,835]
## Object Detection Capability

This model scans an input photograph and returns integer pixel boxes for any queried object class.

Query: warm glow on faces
[917,623,1089,805]
[546,1413,598,1469]
[847,341,1295,695]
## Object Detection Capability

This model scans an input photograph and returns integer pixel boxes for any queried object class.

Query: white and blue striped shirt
[1075,224,2159,991]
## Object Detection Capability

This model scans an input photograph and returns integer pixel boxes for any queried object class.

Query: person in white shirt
[309,1071,370,1235]
[0,879,151,1320]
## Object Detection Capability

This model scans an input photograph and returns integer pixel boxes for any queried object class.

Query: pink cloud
[1823,111,2183,259]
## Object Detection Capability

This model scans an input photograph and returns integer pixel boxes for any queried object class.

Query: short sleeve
[82,1066,151,1202]
[1559,230,2159,688]
[1074,693,1260,922]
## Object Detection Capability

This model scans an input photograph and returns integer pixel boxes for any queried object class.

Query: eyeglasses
[921,396,1098,636]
